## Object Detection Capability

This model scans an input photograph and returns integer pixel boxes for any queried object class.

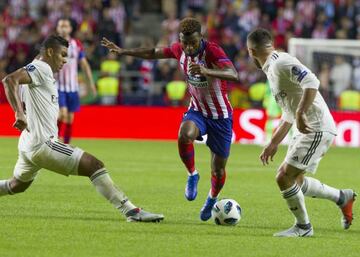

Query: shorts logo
[292,156,299,162]
[25,64,36,72]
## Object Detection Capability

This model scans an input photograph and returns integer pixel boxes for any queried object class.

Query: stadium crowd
[0,0,360,110]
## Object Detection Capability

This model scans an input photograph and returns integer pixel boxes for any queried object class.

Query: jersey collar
[262,50,278,72]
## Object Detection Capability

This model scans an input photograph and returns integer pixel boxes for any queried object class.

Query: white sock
[0,180,13,196]
[90,168,136,215]
[188,170,198,176]
[301,177,340,203]
[282,183,310,225]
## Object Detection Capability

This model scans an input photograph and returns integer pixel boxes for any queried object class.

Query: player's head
[179,17,202,56]
[40,35,69,72]
[56,18,73,38]
[246,28,274,68]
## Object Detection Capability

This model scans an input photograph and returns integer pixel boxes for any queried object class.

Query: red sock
[178,141,195,173]
[57,120,65,138]
[211,171,226,198]
[64,123,72,144]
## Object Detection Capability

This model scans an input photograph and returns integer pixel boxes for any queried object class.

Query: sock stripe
[283,185,301,199]
[90,168,108,182]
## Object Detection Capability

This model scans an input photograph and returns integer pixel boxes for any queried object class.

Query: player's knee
[178,129,196,143]
[93,158,104,171]
[9,179,32,194]
[212,168,225,177]
[276,166,288,185]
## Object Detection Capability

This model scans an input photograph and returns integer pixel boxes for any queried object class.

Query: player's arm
[189,62,239,82]
[296,88,317,134]
[79,58,97,96]
[2,68,32,131]
[260,119,292,165]
[101,37,168,59]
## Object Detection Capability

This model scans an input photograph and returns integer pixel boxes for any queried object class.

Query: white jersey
[19,59,59,152]
[262,51,336,134]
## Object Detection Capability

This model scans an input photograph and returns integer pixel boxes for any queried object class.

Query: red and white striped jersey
[163,40,233,119]
[55,38,85,92]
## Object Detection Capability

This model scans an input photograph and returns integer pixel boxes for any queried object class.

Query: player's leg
[62,92,80,144]
[178,109,205,201]
[273,162,313,237]
[200,152,228,221]
[31,140,163,222]
[199,117,232,221]
[57,91,67,140]
[295,132,356,229]
[0,151,39,197]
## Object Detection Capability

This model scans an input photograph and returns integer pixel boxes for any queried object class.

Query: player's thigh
[13,151,41,183]
[31,140,84,177]
[206,118,233,160]
[285,132,334,174]
[179,109,205,140]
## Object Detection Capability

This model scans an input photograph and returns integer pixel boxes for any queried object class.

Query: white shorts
[14,139,84,182]
[285,131,335,174]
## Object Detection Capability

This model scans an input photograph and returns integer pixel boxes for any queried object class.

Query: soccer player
[1,35,164,223]
[101,17,238,221]
[247,28,356,237]
[56,18,97,144]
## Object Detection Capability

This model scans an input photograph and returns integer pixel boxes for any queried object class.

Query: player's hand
[13,112,29,132]
[296,111,312,134]
[189,62,207,76]
[101,37,123,55]
[259,142,278,165]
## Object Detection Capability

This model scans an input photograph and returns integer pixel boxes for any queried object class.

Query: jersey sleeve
[75,39,86,60]
[207,43,233,69]
[274,57,320,89]
[24,63,43,86]
[162,42,181,59]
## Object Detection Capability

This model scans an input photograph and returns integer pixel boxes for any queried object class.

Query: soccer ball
[212,199,242,226]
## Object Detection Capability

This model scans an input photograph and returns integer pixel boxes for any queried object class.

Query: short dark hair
[57,17,73,27]
[179,17,201,36]
[41,35,69,50]
[247,28,273,48]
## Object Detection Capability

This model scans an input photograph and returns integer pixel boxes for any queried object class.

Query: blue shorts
[182,109,233,158]
[58,91,80,112]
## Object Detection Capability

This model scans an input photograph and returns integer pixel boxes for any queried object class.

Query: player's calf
[0,178,33,196]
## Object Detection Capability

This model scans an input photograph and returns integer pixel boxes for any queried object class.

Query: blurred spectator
[330,56,352,100]
[0,0,359,109]
[165,70,187,106]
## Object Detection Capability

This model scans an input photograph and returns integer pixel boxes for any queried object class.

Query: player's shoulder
[25,59,51,75]
[272,52,301,71]
[206,41,224,52]
[71,38,84,49]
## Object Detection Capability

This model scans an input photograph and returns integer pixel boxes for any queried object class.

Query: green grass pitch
[0,138,359,257]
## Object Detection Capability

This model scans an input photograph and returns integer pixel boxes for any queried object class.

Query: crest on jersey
[25,64,36,72]
[291,66,301,76]
[291,66,308,82]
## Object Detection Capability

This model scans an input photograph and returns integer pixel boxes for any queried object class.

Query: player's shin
[63,123,72,144]
[282,183,311,227]
[210,170,226,198]
[178,141,196,175]
[0,180,13,196]
[90,168,136,215]
[301,176,341,204]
